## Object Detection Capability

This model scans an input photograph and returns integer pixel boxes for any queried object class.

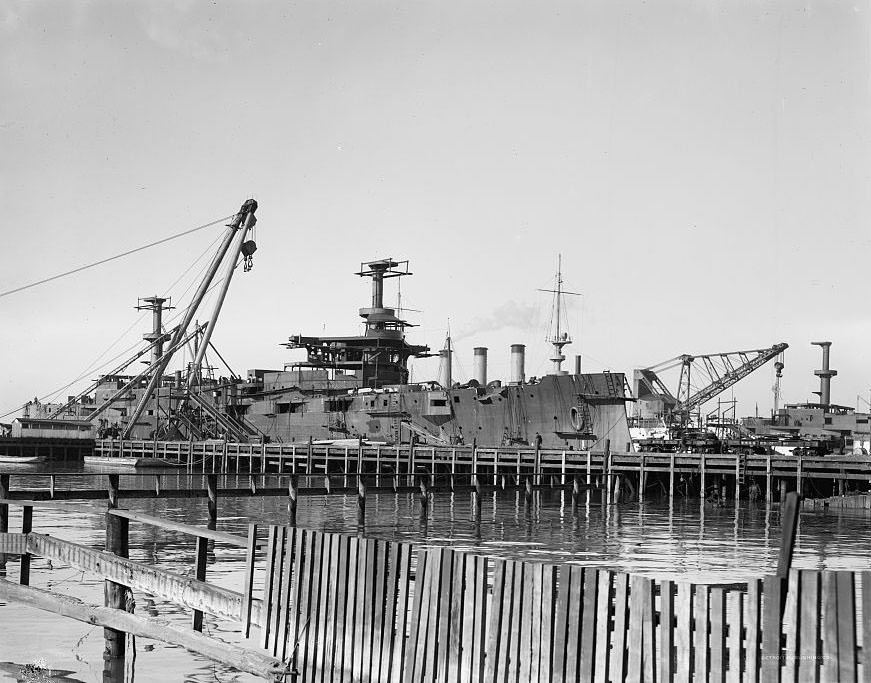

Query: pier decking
[94,439,871,502]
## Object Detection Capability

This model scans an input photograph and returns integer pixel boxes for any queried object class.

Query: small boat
[84,456,184,468]
[0,454,46,464]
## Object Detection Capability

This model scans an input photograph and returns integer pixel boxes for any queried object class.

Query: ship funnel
[574,355,582,375]
[509,344,526,385]
[812,341,837,406]
[438,336,453,388]
[473,347,488,385]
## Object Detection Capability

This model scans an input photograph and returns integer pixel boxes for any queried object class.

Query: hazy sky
[1,0,870,418]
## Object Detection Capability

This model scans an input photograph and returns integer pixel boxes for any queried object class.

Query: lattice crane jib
[639,343,789,424]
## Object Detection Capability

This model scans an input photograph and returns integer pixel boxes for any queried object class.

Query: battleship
[219,257,631,449]
[11,200,632,451]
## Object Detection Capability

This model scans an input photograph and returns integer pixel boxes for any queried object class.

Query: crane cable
[0,214,235,299]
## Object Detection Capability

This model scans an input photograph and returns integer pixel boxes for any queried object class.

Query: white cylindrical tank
[509,344,526,384]
[473,347,488,385]
[438,348,452,388]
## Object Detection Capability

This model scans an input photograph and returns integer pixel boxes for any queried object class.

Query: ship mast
[539,254,581,375]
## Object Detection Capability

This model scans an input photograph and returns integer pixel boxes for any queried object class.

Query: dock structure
[0,491,869,682]
[94,438,871,502]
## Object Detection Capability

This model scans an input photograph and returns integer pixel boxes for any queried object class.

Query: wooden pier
[94,438,871,502]
[0,492,868,681]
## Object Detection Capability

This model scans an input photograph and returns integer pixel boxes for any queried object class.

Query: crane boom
[636,342,789,425]
[678,343,789,411]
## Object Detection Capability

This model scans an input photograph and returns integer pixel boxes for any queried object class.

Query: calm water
[1,466,870,681]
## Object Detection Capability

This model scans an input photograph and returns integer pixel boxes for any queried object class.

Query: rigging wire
[0,214,234,300]
[42,228,229,404]
[0,262,241,420]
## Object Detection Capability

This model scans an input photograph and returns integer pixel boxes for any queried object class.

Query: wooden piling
[206,474,218,529]
[0,474,9,569]
[796,454,802,496]
[669,453,675,499]
[104,508,129,658]
[734,454,741,502]
[700,454,706,500]
[639,455,646,501]
[107,473,120,509]
[357,476,366,528]
[777,492,799,580]
[419,476,429,524]
[192,534,208,632]
[288,474,298,526]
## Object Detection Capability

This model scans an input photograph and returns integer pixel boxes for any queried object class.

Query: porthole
[570,406,582,431]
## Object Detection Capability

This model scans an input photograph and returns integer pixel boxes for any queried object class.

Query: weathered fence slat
[695,584,710,683]
[484,559,507,683]
[709,587,726,683]
[674,582,692,683]
[611,571,630,683]
[726,590,742,683]
[761,575,782,683]
[798,570,820,683]
[551,563,571,683]
[861,572,871,683]
[746,578,762,683]
[579,566,598,680]
[660,579,674,683]
[837,571,857,682]
[540,564,557,683]
[822,571,839,683]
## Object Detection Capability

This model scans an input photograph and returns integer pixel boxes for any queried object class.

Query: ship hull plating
[241,372,630,451]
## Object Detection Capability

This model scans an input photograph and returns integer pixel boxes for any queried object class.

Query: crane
[634,342,789,428]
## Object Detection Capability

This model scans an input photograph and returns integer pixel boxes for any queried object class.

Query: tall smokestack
[509,344,526,385]
[574,355,582,375]
[438,337,452,388]
[812,341,836,406]
[473,347,488,385]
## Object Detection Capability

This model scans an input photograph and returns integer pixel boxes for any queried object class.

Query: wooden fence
[257,527,871,683]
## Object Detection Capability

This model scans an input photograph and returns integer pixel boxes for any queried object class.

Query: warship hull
[237,370,631,451]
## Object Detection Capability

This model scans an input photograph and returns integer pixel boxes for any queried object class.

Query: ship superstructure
[227,258,631,450]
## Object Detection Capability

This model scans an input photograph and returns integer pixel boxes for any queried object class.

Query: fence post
[19,505,32,586]
[241,523,257,637]
[104,480,129,659]
[192,533,208,632]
